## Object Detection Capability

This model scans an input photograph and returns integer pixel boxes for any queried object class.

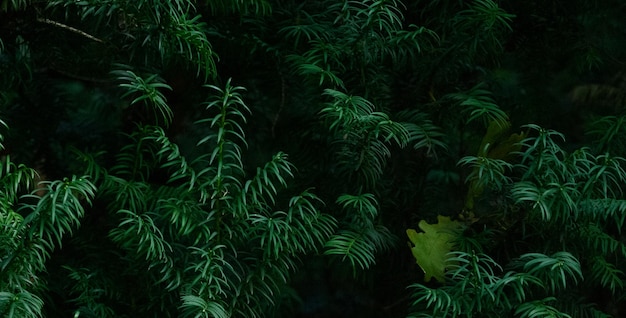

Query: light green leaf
[407,215,463,282]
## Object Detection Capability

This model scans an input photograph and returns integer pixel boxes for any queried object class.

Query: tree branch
[36,18,104,43]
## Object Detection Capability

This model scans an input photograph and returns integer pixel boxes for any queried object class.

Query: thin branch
[36,18,104,43]
[48,65,111,83]
[382,294,410,312]
[271,67,286,138]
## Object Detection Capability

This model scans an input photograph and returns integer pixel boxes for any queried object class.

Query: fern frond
[296,61,346,89]
[180,295,228,318]
[71,149,107,184]
[514,297,571,318]
[1,0,31,12]
[403,120,448,155]
[589,256,624,294]
[322,90,414,186]
[324,225,394,274]
[358,0,405,37]
[408,283,461,317]
[374,116,411,147]
[585,153,626,198]
[515,252,582,293]
[46,0,121,23]
[556,300,612,318]
[100,175,149,212]
[447,251,502,284]
[0,234,48,289]
[459,155,512,190]
[0,291,44,318]
[512,179,580,223]
[64,266,118,318]
[578,199,626,228]
[578,223,626,258]
[278,12,330,48]
[1,175,93,317]
[109,209,173,262]
[517,125,568,180]
[144,126,198,190]
[454,0,515,54]
[108,128,155,181]
[229,252,296,316]
[387,24,439,65]
[168,14,217,80]
[321,89,375,129]
[185,244,232,299]
[443,251,505,313]
[457,0,514,32]
[0,155,37,202]
[336,193,378,226]
[447,83,509,128]
[237,152,294,212]
[587,116,626,154]
[325,229,376,272]
[286,190,337,251]
[205,0,271,15]
[519,125,567,154]
[494,272,544,305]
[112,67,173,126]
[157,198,212,239]
[196,79,250,205]
[250,211,294,259]
[571,84,626,112]
[511,181,554,221]
[0,116,7,151]
[340,133,388,185]
[22,176,96,251]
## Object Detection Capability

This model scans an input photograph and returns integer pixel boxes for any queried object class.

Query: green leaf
[180,295,228,318]
[406,215,464,282]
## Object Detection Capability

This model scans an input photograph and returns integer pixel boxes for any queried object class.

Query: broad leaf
[407,215,463,282]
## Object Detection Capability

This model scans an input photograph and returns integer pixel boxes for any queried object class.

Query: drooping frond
[446,83,509,128]
[112,66,174,127]
[325,192,394,274]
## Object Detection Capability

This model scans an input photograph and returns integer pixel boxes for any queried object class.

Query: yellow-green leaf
[406,215,463,282]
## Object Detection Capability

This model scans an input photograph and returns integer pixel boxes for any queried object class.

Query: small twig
[271,67,286,138]
[37,18,104,43]
[48,65,111,83]
[382,294,410,311]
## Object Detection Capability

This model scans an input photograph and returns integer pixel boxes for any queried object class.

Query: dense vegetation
[2,0,626,317]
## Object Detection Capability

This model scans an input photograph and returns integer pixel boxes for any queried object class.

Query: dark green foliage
[79,80,338,317]
[2,0,626,317]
